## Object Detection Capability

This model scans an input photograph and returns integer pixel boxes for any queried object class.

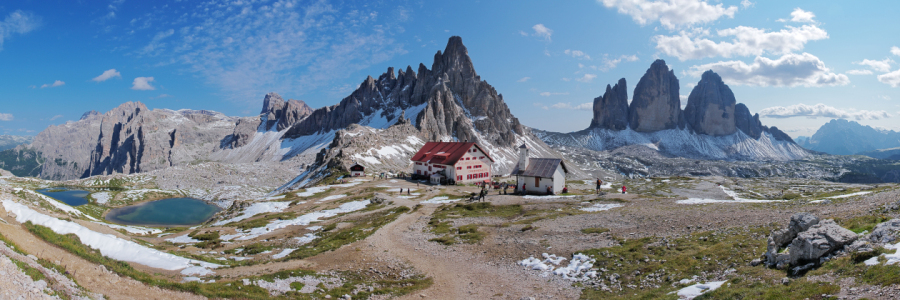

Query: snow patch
[826,191,872,199]
[213,201,291,226]
[272,248,296,259]
[678,186,784,204]
[674,281,727,299]
[421,196,461,204]
[518,253,598,281]
[92,192,111,205]
[580,203,623,212]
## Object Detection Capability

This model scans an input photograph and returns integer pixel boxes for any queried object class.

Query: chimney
[517,144,529,171]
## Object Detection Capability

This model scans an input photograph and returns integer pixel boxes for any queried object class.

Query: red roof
[410,142,494,165]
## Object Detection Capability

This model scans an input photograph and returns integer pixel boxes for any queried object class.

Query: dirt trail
[0,209,205,300]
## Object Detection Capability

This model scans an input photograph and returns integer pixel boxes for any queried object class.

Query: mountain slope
[798,119,900,155]
[0,135,33,151]
[538,60,805,162]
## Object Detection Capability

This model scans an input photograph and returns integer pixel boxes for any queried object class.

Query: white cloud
[740,0,754,8]
[0,113,12,121]
[532,24,553,42]
[92,69,121,82]
[533,102,549,110]
[855,58,894,73]
[0,10,41,51]
[759,103,891,120]
[846,69,873,75]
[131,77,156,90]
[40,80,65,88]
[539,92,569,97]
[655,24,828,61]
[551,102,593,110]
[778,8,816,23]
[687,52,849,87]
[598,0,738,30]
[574,73,598,83]
[892,46,900,57]
[49,115,63,121]
[600,54,639,71]
[564,49,591,60]
[131,1,410,103]
[517,77,531,82]
[878,69,900,87]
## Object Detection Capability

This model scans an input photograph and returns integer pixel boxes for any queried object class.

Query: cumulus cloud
[599,54,639,71]
[40,80,65,88]
[892,46,900,57]
[778,8,816,23]
[92,69,121,82]
[0,10,41,51]
[49,115,63,121]
[687,52,849,87]
[532,24,553,42]
[856,58,894,73]
[655,24,828,61]
[539,92,570,96]
[517,77,531,82]
[740,0,754,8]
[551,102,593,110]
[878,70,900,87]
[575,74,598,83]
[598,0,738,30]
[846,69,873,75]
[759,103,891,120]
[0,113,12,121]
[131,77,156,90]
[564,49,591,60]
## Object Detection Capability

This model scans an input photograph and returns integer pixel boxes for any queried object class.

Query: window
[457,175,462,181]
[457,167,461,170]
[416,170,420,175]
[480,156,484,159]
[467,166,471,169]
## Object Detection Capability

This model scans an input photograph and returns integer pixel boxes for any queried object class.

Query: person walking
[621,185,626,194]
[596,179,602,194]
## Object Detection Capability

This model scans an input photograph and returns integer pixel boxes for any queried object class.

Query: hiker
[562,186,568,194]
[521,183,526,195]
[546,185,552,195]
[596,178,602,194]
[407,188,411,195]
[621,185,626,194]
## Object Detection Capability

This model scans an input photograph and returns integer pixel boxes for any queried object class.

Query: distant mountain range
[0,135,32,151]
[537,60,807,161]
[0,37,562,186]
[796,119,900,156]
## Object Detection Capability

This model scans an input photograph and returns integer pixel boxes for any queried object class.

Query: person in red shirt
[621,185,626,194]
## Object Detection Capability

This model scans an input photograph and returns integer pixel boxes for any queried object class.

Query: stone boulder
[683,70,737,136]
[590,78,629,130]
[788,219,857,265]
[628,60,683,132]
[734,103,763,139]
[867,219,900,244]
[765,213,819,266]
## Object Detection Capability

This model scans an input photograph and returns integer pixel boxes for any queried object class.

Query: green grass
[835,214,890,234]
[75,203,107,220]
[25,220,428,299]
[284,206,410,260]
[580,227,610,234]
[812,250,900,287]
[10,257,46,282]
[427,202,524,245]
[229,212,296,230]
[578,225,825,299]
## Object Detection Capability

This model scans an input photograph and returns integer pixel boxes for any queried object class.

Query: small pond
[36,187,90,206]
[105,198,220,226]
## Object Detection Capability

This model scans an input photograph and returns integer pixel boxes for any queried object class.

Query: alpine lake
[37,187,220,227]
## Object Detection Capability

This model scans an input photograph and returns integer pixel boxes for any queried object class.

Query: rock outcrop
[684,71,736,136]
[259,93,313,132]
[760,213,857,270]
[867,219,900,244]
[628,60,683,132]
[734,103,763,139]
[589,78,629,130]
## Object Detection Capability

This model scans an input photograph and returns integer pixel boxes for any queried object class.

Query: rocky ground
[3,167,900,299]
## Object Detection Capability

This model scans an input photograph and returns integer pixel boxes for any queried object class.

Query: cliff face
[684,70,737,136]
[628,60,684,132]
[590,78,629,130]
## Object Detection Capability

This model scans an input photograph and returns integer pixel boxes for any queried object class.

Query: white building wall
[517,165,567,194]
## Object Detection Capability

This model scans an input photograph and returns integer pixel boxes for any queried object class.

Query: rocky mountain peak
[734,103,763,139]
[628,59,683,132]
[80,110,101,121]
[432,36,476,79]
[684,70,737,136]
[259,92,313,131]
[590,78,629,130]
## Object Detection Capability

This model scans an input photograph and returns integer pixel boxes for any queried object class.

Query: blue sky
[1,0,898,138]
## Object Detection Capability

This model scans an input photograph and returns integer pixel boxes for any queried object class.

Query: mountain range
[0,135,32,151]
[536,60,807,161]
[796,119,900,156]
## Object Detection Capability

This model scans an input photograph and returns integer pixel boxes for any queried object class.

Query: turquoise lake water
[105,198,220,226]
[36,187,89,206]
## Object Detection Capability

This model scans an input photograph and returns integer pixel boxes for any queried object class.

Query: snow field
[94,222,162,235]
[213,201,292,226]
[92,192,111,205]
[518,253,598,281]
[272,248,296,259]
[294,233,318,245]
[580,203,623,212]
[677,186,785,204]
[319,194,346,202]
[228,200,371,241]
[1,199,220,272]
[421,196,461,204]
[295,186,329,197]
[864,241,900,266]
[166,235,202,244]
[674,281,727,299]
[826,191,872,199]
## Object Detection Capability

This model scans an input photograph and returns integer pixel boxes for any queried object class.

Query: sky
[1,0,898,138]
